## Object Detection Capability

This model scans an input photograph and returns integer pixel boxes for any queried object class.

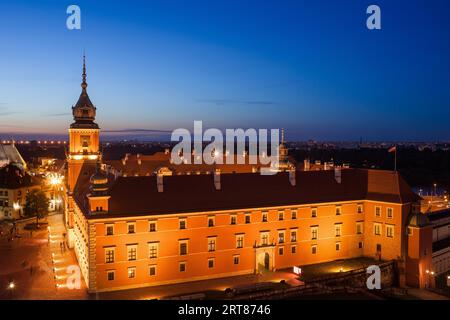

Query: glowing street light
[8,282,15,289]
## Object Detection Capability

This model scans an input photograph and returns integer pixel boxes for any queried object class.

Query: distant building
[65,57,434,293]
[0,142,27,170]
[0,164,41,220]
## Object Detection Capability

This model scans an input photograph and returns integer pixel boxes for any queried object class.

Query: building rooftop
[73,168,421,219]
[0,163,41,189]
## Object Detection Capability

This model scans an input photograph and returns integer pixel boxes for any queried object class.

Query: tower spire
[81,53,87,90]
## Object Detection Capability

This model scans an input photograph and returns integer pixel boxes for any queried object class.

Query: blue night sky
[1,0,450,141]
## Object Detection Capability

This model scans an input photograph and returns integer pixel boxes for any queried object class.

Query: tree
[24,189,49,227]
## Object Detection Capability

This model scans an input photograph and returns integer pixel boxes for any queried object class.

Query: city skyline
[1,0,450,141]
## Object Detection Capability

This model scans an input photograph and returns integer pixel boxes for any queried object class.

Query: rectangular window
[179,262,186,272]
[207,238,216,252]
[311,208,317,218]
[291,209,297,220]
[357,204,363,213]
[230,215,237,225]
[311,226,318,240]
[386,225,394,238]
[387,208,393,219]
[236,234,244,249]
[278,247,284,255]
[311,245,317,254]
[290,230,297,242]
[262,211,268,222]
[335,242,341,251]
[208,217,214,227]
[105,248,115,263]
[336,206,342,216]
[245,214,251,224]
[278,210,284,221]
[128,267,136,279]
[233,255,240,265]
[127,222,136,234]
[127,245,137,261]
[335,224,342,237]
[208,258,214,269]
[148,242,158,259]
[356,222,363,235]
[107,270,115,281]
[358,241,363,249]
[106,224,114,236]
[291,245,296,254]
[260,232,269,246]
[179,219,186,230]
[278,231,285,244]
[407,227,413,236]
[374,223,381,236]
[149,221,156,232]
[179,241,188,255]
[375,206,381,217]
[149,265,156,276]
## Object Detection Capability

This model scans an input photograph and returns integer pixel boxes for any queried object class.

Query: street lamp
[7,281,15,299]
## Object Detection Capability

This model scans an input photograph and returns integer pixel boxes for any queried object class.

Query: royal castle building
[66,58,434,293]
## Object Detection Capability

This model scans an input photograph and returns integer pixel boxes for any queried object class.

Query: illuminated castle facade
[65,58,434,293]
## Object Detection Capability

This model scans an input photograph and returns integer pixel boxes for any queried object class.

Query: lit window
[179,219,186,229]
[374,223,381,236]
[208,258,214,269]
[311,208,317,218]
[107,270,115,281]
[230,215,237,225]
[106,224,114,236]
[356,222,363,235]
[387,208,393,219]
[335,224,342,237]
[179,262,186,272]
[386,225,394,238]
[311,226,318,240]
[148,242,158,259]
[207,238,216,252]
[260,232,269,246]
[127,245,137,261]
[105,248,115,263]
[236,234,244,249]
[149,221,156,232]
[149,265,156,276]
[128,267,136,279]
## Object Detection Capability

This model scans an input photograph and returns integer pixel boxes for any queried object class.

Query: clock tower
[67,55,101,192]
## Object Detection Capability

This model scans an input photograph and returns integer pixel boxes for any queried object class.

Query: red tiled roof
[75,168,421,219]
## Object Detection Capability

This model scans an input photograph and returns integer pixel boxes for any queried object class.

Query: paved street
[0,213,87,300]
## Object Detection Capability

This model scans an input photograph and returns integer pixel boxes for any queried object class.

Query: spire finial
[81,53,87,90]
[281,128,285,144]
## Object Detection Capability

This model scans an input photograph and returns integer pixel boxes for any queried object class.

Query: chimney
[157,173,163,192]
[304,159,310,171]
[335,166,342,184]
[214,169,221,190]
[289,169,296,186]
